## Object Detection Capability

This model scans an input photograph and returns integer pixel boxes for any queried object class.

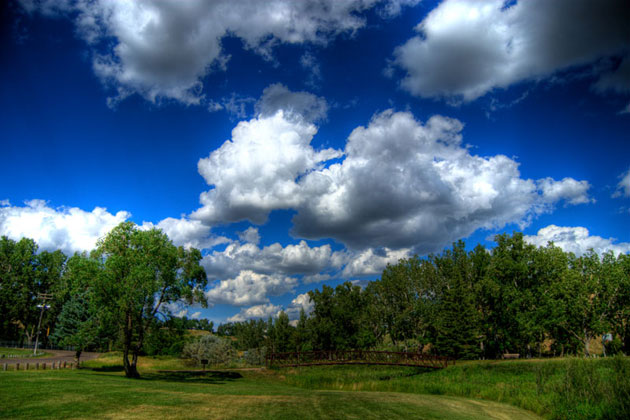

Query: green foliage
[0,236,66,344]
[181,334,237,366]
[243,346,267,365]
[308,282,375,350]
[50,292,98,361]
[142,317,190,356]
[92,222,208,377]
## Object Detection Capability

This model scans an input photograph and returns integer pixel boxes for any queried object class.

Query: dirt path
[2,349,100,365]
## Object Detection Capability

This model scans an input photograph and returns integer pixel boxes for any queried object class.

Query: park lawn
[0,347,52,358]
[0,354,540,420]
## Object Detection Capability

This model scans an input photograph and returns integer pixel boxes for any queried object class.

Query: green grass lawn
[0,347,51,358]
[2,354,628,419]
[0,353,540,420]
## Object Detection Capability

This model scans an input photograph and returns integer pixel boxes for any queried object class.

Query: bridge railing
[266,350,452,369]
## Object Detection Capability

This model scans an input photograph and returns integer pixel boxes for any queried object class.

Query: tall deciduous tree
[92,222,207,378]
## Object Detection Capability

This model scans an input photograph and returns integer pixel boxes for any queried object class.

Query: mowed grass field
[1,353,628,419]
[0,353,540,420]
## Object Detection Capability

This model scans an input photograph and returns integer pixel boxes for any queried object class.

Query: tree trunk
[75,349,82,367]
[583,331,591,357]
[123,347,140,378]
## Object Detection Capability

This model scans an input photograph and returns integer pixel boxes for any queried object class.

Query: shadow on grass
[90,365,125,372]
[142,370,244,385]
[85,364,244,384]
[377,367,435,381]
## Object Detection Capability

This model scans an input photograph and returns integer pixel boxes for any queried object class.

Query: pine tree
[51,292,97,365]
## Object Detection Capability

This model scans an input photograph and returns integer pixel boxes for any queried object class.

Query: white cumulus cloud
[201,239,339,281]
[192,110,341,224]
[538,177,594,206]
[255,83,329,123]
[524,225,630,257]
[192,105,592,254]
[228,303,283,323]
[227,292,313,323]
[205,270,297,307]
[393,0,630,103]
[20,0,418,105]
[341,247,412,277]
[141,217,229,250]
[0,200,129,254]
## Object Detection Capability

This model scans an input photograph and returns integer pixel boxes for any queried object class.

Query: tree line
[0,222,207,378]
[218,233,630,360]
[2,224,629,378]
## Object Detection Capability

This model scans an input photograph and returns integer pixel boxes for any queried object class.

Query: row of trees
[2,225,628,376]
[0,222,208,377]
[217,234,630,360]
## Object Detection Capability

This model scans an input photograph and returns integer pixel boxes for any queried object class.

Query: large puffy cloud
[0,200,129,254]
[524,225,630,257]
[20,0,418,105]
[193,107,591,253]
[293,111,592,251]
[192,110,341,224]
[205,270,297,307]
[393,0,630,102]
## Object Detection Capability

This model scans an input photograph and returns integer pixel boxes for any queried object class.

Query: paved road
[2,350,100,365]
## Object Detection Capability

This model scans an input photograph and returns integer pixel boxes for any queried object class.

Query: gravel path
[2,350,100,365]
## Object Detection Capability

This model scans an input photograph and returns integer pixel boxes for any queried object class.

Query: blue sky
[1,0,629,325]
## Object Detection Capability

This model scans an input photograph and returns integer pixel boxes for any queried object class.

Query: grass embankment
[0,347,51,358]
[280,357,630,419]
[0,353,539,420]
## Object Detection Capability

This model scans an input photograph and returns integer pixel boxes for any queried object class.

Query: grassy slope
[0,354,539,420]
[280,357,630,420]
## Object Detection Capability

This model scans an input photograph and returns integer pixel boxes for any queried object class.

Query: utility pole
[33,293,52,356]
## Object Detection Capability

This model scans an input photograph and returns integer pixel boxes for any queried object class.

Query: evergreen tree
[51,292,97,364]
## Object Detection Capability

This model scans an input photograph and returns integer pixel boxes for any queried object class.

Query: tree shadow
[89,365,125,372]
[141,370,244,384]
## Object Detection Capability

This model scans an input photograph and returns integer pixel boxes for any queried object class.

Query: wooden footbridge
[266,350,452,369]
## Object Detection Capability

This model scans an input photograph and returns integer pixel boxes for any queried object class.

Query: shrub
[181,334,237,366]
[243,347,267,366]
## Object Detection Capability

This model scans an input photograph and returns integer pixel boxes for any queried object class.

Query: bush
[181,335,237,366]
[243,347,267,366]
[604,337,623,356]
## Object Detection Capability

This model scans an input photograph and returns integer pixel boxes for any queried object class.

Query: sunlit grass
[0,347,52,358]
[0,353,541,419]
